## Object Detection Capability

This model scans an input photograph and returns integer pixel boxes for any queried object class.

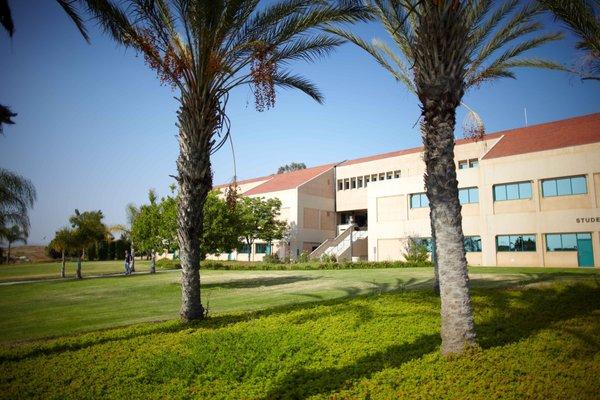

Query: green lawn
[0,265,598,343]
[0,279,598,399]
[0,260,152,282]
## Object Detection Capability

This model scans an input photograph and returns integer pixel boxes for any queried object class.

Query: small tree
[49,228,75,278]
[69,210,108,279]
[131,190,163,274]
[238,197,287,261]
[277,162,307,174]
[201,191,242,258]
[3,225,27,263]
[403,237,430,265]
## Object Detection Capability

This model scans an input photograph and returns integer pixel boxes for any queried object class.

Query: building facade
[214,113,600,267]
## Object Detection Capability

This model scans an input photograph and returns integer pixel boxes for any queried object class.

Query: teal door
[577,239,594,267]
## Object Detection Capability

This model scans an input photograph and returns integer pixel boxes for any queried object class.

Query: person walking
[124,250,132,275]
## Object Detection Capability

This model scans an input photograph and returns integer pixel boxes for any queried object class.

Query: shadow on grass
[202,275,319,290]
[261,282,600,399]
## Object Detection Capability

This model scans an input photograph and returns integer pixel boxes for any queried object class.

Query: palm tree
[3,225,27,263]
[81,0,370,321]
[69,210,108,279]
[49,228,75,278]
[330,0,564,355]
[0,168,37,239]
[110,203,139,272]
[537,0,600,80]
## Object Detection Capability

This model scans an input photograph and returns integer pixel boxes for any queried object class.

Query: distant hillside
[2,245,52,263]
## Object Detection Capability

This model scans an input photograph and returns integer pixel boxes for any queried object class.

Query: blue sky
[1,1,599,244]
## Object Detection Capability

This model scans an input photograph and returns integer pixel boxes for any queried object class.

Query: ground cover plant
[0,279,598,399]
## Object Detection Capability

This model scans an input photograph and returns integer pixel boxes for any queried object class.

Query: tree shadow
[202,275,319,290]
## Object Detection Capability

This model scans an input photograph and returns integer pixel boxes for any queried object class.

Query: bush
[320,254,337,263]
[197,260,431,271]
[155,259,181,270]
[403,237,430,264]
[262,253,281,264]
[298,251,310,263]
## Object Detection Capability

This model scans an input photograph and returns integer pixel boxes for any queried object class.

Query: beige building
[214,113,600,267]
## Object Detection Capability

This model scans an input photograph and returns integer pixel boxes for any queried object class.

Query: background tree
[131,190,163,274]
[238,197,286,261]
[201,190,242,258]
[277,162,307,174]
[0,168,36,240]
[69,210,108,279]
[49,227,75,278]
[3,225,26,263]
[110,203,139,270]
[330,0,564,356]
[82,0,370,321]
[538,0,600,80]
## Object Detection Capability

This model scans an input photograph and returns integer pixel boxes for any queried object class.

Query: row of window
[458,158,479,169]
[413,232,592,253]
[337,170,402,191]
[408,175,589,209]
[495,233,593,252]
[417,236,482,253]
[411,187,479,208]
[236,243,272,254]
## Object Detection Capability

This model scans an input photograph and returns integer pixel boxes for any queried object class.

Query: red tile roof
[339,132,505,166]
[243,163,335,195]
[482,113,600,159]
[214,175,272,189]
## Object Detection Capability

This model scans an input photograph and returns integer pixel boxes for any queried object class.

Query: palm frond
[0,0,14,36]
[272,71,324,104]
[0,104,17,134]
[57,0,90,42]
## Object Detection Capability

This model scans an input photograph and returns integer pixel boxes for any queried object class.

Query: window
[237,243,251,253]
[493,181,532,201]
[459,159,479,169]
[469,159,479,168]
[351,178,357,189]
[464,236,482,252]
[394,170,401,178]
[371,174,378,182]
[337,180,343,191]
[414,237,433,252]
[458,160,469,169]
[541,175,587,197]
[255,243,271,254]
[357,177,363,188]
[459,187,479,204]
[410,193,429,209]
[496,235,536,252]
[545,233,591,251]
[344,179,350,190]
[364,176,370,186]
[379,173,385,180]
[386,171,393,179]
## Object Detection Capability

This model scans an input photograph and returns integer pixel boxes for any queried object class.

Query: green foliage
[0,281,598,399]
[68,209,107,255]
[237,196,287,259]
[262,253,281,264]
[155,258,181,270]
[201,191,242,257]
[131,190,167,257]
[403,237,430,264]
[0,168,36,239]
[277,162,307,174]
[320,253,337,263]
[199,260,431,271]
[298,250,310,263]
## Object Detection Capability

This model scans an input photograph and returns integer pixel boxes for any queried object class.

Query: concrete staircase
[310,224,368,261]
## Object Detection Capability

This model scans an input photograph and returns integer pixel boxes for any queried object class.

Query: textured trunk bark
[76,254,82,279]
[6,243,11,263]
[150,252,156,274]
[413,1,475,356]
[422,107,476,356]
[430,221,440,295]
[176,99,215,322]
[130,244,135,272]
[61,251,66,278]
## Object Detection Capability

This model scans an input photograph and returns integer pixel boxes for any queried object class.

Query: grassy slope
[0,260,152,282]
[0,281,598,399]
[0,267,598,343]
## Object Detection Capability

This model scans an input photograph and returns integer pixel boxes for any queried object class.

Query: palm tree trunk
[61,250,66,278]
[421,105,476,356]
[6,242,11,263]
[176,101,215,322]
[130,243,135,272]
[76,254,82,279]
[150,251,156,274]
[430,221,440,295]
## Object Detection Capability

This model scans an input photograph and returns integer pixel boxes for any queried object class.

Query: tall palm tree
[81,0,370,321]
[49,227,75,278]
[537,0,600,80]
[3,224,26,263]
[0,168,36,239]
[330,0,564,355]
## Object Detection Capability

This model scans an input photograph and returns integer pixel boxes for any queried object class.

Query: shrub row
[155,258,432,271]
